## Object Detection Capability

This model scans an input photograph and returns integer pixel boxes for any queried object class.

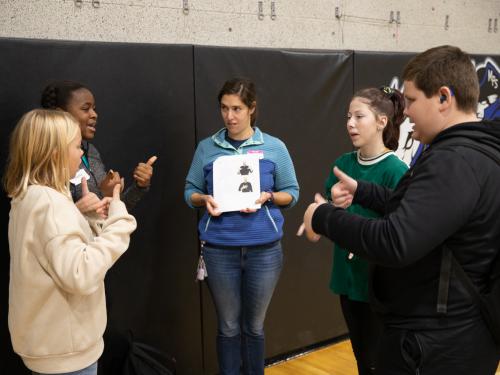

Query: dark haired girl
[323,87,408,375]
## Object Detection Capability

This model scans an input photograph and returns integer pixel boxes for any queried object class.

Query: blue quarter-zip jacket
[184,127,299,246]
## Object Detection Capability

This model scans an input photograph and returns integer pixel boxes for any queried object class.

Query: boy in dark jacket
[301,45,500,374]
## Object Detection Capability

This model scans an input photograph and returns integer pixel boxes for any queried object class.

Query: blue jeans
[33,361,97,375]
[203,241,283,375]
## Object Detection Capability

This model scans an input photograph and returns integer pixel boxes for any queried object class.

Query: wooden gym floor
[265,340,500,375]
[266,340,357,375]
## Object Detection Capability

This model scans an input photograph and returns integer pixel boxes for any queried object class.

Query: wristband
[266,190,274,202]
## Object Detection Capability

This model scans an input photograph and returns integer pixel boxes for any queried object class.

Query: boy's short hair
[402,45,479,113]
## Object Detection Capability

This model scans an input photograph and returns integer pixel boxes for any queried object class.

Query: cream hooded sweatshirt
[8,185,137,373]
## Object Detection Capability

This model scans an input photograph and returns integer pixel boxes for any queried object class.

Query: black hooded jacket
[312,120,500,328]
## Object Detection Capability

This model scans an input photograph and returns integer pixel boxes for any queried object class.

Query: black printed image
[238,162,253,176]
[238,178,253,193]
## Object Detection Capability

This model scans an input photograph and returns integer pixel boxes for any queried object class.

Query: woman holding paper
[184,78,299,375]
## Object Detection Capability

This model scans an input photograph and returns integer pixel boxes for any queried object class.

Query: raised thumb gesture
[95,183,121,219]
[146,155,158,166]
[331,167,357,209]
[333,167,357,193]
[76,177,108,217]
[81,176,89,196]
[133,155,158,188]
[112,183,122,200]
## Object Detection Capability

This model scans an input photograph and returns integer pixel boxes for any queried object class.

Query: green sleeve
[384,160,408,189]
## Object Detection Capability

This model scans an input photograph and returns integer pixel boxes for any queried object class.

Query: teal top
[324,151,408,302]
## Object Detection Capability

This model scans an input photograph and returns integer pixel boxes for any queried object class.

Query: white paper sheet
[213,154,261,213]
[70,168,90,185]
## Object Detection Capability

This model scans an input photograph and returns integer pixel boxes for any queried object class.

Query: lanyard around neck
[81,154,90,170]
[81,141,91,170]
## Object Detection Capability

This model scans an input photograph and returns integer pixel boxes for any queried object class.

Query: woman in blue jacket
[184,78,299,375]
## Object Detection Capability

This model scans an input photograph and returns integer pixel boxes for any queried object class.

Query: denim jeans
[33,361,97,375]
[203,241,283,375]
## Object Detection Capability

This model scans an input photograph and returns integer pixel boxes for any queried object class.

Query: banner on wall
[475,57,499,120]
[387,56,500,166]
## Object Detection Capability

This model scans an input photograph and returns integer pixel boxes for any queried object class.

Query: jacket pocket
[400,330,423,375]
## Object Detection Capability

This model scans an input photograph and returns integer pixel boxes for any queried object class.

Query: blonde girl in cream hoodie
[4,109,136,375]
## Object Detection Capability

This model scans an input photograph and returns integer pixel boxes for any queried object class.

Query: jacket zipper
[265,206,279,233]
[204,216,211,232]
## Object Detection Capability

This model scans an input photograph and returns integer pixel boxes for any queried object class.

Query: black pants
[340,295,383,375]
[376,318,499,375]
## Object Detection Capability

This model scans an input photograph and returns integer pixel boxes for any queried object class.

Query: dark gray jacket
[70,141,147,211]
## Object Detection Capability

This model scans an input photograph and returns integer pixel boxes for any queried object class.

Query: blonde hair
[3,109,80,199]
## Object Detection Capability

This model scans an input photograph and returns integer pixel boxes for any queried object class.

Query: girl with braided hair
[41,80,156,212]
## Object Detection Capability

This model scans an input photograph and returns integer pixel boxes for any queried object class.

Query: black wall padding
[353,51,414,91]
[193,45,354,373]
[0,39,202,374]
